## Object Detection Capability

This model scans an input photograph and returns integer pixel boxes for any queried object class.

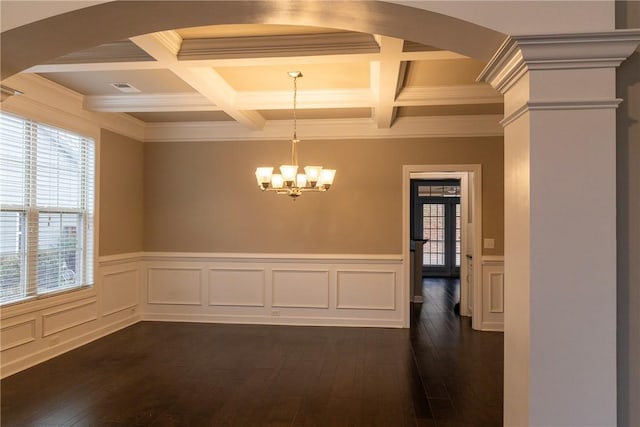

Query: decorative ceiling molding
[1,73,144,141]
[83,85,499,113]
[131,31,265,130]
[178,32,379,60]
[144,115,503,142]
[84,92,220,112]
[25,48,468,74]
[235,88,372,110]
[43,41,154,65]
[396,84,502,106]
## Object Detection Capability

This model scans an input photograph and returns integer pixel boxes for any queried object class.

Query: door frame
[402,164,482,329]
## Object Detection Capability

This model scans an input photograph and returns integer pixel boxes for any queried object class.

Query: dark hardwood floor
[1,278,503,426]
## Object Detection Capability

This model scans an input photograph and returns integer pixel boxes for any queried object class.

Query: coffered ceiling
[21,23,503,140]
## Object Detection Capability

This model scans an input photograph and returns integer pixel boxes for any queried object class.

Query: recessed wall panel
[272,270,329,308]
[209,268,265,306]
[102,268,139,316]
[336,270,396,310]
[1,318,36,351]
[489,272,504,313]
[148,268,202,305]
[42,300,98,337]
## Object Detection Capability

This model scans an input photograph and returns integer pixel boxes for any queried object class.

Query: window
[0,112,95,305]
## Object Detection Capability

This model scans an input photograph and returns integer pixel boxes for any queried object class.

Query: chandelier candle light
[255,71,336,199]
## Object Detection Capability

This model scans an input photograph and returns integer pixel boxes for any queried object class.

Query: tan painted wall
[99,129,144,256]
[144,137,503,255]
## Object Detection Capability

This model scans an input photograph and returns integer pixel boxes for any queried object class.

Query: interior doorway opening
[403,165,482,329]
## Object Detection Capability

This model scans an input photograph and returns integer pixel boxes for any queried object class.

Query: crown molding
[178,32,379,60]
[479,30,640,93]
[152,30,183,57]
[144,115,503,142]
[0,73,144,141]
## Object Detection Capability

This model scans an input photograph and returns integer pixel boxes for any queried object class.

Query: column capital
[478,30,640,93]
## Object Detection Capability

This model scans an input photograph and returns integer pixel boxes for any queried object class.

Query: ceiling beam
[130,31,265,130]
[371,36,405,128]
[83,84,498,113]
[24,50,466,74]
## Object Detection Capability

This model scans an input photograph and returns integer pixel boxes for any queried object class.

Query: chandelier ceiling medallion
[255,71,336,200]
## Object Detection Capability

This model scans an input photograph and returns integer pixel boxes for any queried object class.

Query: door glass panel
[423,203,445,266]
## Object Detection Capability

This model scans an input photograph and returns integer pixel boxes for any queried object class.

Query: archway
[0,1,506,79]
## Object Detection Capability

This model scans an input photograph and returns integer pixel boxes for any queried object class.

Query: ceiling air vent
[109,82,141,93]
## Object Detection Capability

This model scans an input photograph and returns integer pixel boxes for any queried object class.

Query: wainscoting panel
[42,299,98,337]
[480,257,504,331]
[209,269,265,307]
[0,318,36,351]
[336,270,396,310]
[102,268,139,316]
[489,272,504,313]
[272,269,329,309]
[140,253,404,328]
[148,267,202,305]
[1,254,142,378]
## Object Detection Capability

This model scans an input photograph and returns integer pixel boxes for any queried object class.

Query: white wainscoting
[0,253,142,378]
[208,268,265,307]
[141,253,404,328]
[336,270,396,310]
[480,256,504,331]
[148,267,202,305]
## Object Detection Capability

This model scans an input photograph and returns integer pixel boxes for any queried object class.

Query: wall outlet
[484,238,495,249]
[271,310,281,317]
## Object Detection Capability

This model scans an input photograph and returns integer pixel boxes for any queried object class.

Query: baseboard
[1,314,139,379]
[141,312,405,329]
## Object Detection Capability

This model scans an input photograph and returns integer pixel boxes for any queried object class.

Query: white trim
[98,252,145,265]
[396,84,502,106]
[478,30,640,93]
[141,312,405,329]
[501,99,623,127]
[141,251,402,263]
[144,115,503,142]
[84,92,220,113]
[481,255,505,263]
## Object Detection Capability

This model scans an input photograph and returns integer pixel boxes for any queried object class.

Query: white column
[479,32,640,427]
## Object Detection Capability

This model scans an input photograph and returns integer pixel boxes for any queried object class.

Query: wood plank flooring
[1,278,503,426]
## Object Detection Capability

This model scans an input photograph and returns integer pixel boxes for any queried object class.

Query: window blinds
[0,112,95,304]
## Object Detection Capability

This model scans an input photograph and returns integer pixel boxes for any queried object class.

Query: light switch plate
[484,238,495,249]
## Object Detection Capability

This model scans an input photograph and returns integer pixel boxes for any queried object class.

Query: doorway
[403,165,482,329]
[411,179,461,278]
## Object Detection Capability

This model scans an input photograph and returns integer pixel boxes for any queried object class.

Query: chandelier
[255,71,336,199]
